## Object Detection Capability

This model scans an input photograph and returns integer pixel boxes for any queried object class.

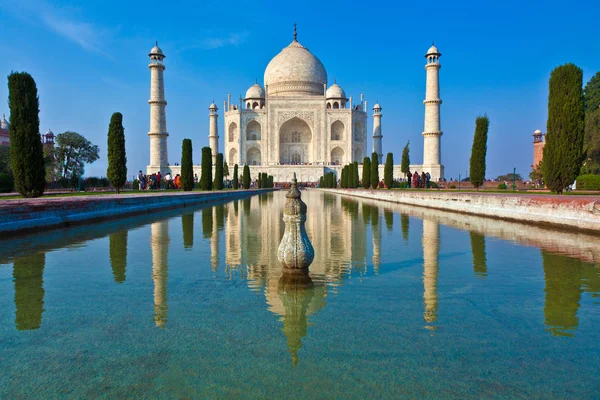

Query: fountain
[277,173,314,273]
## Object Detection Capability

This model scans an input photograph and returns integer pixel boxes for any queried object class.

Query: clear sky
[0,0,598,180]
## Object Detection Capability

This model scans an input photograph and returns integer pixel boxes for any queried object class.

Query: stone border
[0,189,275,236]
[318,189,600,234]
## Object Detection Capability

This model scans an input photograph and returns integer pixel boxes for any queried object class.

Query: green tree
[347,163,354,188]
[181,139,194,191]
[200,146,212,190]
[370,152,379,189]
[214,153,224,190]
[223,161,230,179]
[242,164,251,189]
[497,172,523,181]
[469,114,489,190]
[582,108,600,174]
[543,64,585,194]
[8,72,46,197]
[232,164,239,189]
[384,152,394,189]
[341,165,348,188]
[584,71,600,113]
[362,157,371,189]
[401,141,410,180]
[54,131,99,179]
[353,162,359,188]
[106,112,127,194]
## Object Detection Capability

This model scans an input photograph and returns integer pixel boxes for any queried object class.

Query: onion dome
[326,83,346,99]
[264,26,327,96]
[426,42,441,56]
[373,102,382,110]
[149,41,165,58]
[45,128,54,137]
[245,83,265,99]
[534,129,542,134]
[209,101,218,110]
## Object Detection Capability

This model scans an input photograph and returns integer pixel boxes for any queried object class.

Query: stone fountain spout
[277,173,314,273]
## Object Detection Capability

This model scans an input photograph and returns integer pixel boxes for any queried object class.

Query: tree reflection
[109,231,128,283]
[13,252,45,330]
[542,251,582,337]
[384,208,393,232]
[469,231,487,279]
[182,213,194,249]
[401,213,409,243]
[202,207,213,239]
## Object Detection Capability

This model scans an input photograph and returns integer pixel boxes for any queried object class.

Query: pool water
[0,190,599,398]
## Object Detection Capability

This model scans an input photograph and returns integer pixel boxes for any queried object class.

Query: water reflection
[182,213,194,249]
[13,252,45,330]
[470,232,487,279]
[151,221,169,328]
[422,219,439,328]
[109,231,128,283]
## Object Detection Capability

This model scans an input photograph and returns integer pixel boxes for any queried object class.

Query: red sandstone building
[532,129,545,168]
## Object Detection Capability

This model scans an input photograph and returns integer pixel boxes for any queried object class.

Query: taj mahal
[147,26,444,182]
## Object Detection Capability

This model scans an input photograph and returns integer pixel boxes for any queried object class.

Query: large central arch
[279,117,312,164]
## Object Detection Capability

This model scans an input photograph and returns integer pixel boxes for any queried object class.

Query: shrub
[232,164,239,189]
[133,179,140,191]
[430,182,438,189]
[450,184,456,189]
[213,153,224,190]
[498,183,507,190]
[0,172,14,193]
[576,174,600,190]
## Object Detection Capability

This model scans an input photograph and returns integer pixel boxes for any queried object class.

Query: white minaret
[148,42,169,174]
[422,43,444,180]
[208,102,219,165]
[372,102,383,162]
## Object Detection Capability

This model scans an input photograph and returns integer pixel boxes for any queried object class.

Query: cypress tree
[232,164,239,189]
[223,161,229,179]
[543,64,585,194]
[181,139,194,191]
[242,165,251,189]
[371,152,379,189]
[384,152,394,189]
[319,176,324,187]
[8,72,45,197]
[348,164,355,188]
[258,172,263,188]
[213,153,224,190]
[341,166,348,188]
[401,141,410,180]
[106,112,127,194]
[200,146,212,190]
[353,162,359,188]
[362,157,371,189]
[469,115,489,190]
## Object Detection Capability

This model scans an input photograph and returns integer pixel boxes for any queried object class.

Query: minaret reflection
[371,206,381,274]
[151,220,169,328]
[422,218,440,328]
[542,251,582,337]
[469,231,487,279]
[109,231,128,283]
[210,207,220,272]
[182,213,194,249]
[13,252,46,330]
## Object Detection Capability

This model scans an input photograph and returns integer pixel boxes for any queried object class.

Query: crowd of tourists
[136,170,195,190]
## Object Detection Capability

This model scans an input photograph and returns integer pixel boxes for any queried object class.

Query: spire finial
[156,40,158,46]
[293,23,297,41]
[255,78,258,84]
[432,40,434,46]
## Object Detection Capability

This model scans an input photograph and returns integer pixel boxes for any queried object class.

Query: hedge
[576,174,600,190]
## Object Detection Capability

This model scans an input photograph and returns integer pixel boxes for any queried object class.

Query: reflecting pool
[1,190,599,398]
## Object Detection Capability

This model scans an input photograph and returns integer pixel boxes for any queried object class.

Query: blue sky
[0,0,598,180]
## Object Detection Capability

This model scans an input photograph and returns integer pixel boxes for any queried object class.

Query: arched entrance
[331,147,344,165]
[246,120,261,141]
[279,117,312,164]
[247,147,261,165]
[229,148,238,166]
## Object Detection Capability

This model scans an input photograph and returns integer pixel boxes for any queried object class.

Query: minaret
[372,102,383,163]
[422,43,444,180]
[209,102,219,165]
[148,42,169,174]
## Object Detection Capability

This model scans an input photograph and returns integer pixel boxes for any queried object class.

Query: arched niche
[247,147,261,166]
[331,147,344,165]
[279,117,312,164]
[333,102,339,109]
[229,122,238,143]
[229,148,238,166]
[246,120,261,141]
[331,120,344,141]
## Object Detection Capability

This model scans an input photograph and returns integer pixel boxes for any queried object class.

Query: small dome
[149,42,165,57]
[245,83,265,99]
[426,43,440,56]
[534,129,542,134]
[209,102,218,110]
[326,83,346,99]
[0,114,8,130]
[373,102,382,110]
[45,129,54,136]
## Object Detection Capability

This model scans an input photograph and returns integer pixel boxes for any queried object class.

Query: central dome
[264,39,327,97]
